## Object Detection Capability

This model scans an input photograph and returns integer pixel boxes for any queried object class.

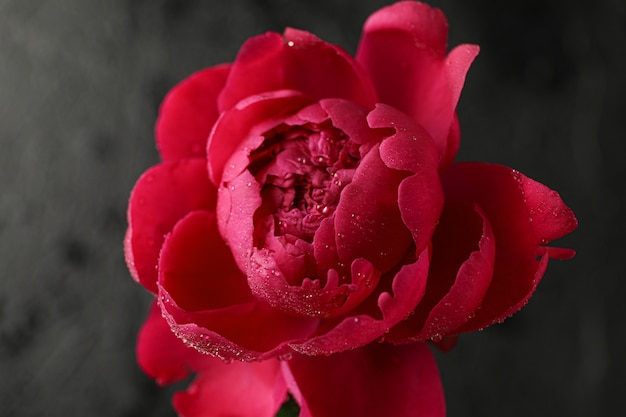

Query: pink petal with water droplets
[137,302,213,386]
[158,210,319,361]
[207,90,312,185]
[218,29,377,112]
[371,103,443,254]
[288,248,430,356]
[442,162,577,332]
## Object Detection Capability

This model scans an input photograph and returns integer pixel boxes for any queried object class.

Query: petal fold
[442,162,577,331]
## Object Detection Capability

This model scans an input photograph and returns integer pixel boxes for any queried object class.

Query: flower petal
[372,103,443,254]
[125,159,215,293]
[284,342,445,417]
[218,29,377,112]
[356,1,478,166]
[158,210,319,361]
[158,210,253,312]
[443,162,577,331]
[289,248,430,356]
[207,90,312,185]
[156,65,231,162]
[137,302,212,386]
[173,359,288,417]
[387,202,495,342]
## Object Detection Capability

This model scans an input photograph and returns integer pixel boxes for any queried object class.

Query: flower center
[249,121,360,244]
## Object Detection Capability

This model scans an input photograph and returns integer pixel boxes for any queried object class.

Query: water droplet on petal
[278,352,293,361]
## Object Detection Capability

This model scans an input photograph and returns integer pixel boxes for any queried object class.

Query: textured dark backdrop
[1,0,623,416]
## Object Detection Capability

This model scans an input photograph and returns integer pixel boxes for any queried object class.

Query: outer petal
[137,302,213,385]
[356,1,478,167]
[387,202,495,343]
[125,159,214,293]
[158,210,319,361]
[443,162,577,332]
[173,359,287,417]
[218,29,377,112]
[284,342,445,417]
[156,65,231,161]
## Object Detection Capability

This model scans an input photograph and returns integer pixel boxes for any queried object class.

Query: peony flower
[125,2,577,416]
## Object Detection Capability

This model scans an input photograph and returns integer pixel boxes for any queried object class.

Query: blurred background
[0,0,623,415]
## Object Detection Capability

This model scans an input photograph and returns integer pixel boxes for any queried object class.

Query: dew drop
[375,335,385,343]
[431,334,443,343]
[278,352,293,361]
[287,40,295,47]
[353,317,360,324]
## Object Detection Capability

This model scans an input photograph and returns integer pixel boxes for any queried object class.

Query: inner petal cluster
[250,121,361,246]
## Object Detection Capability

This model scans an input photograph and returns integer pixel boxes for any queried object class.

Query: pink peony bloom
[125,2,577,416]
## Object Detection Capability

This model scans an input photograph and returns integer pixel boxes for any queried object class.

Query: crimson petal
[156,65,231,162]
[218,29,377,112]
[137,302,212,386]
[443,162,577,331]
[173,359,288,417]
[356,1,478,167]
[158,210,319,361]
[387,202,495,342]
[284,342,445,417]
[125,159,215,293]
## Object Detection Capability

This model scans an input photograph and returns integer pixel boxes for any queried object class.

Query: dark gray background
[1,0,623,416]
